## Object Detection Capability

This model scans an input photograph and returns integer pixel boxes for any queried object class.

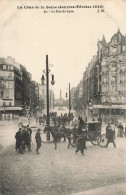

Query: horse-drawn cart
[70,121,103,147]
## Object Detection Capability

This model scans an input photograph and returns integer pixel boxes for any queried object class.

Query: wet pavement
[0,117,126,195]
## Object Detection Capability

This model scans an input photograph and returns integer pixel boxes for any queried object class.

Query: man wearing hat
[106,123,116,148]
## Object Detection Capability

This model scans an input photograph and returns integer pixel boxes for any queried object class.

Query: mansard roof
[110,28,126,45]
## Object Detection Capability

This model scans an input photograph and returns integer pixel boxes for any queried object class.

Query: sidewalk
[71,182,126,195]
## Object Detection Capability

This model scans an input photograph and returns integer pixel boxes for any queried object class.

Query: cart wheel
[90,134,101,146]
[99,134,108,147]
[70,137,77,147]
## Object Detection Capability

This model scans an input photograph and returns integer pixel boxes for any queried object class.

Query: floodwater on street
[0,116,126,195]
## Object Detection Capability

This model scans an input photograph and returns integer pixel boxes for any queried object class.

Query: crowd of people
[36,112,74,126]
[15,114,126,155]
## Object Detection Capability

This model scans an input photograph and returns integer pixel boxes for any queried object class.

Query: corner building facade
[95,29,126,118]
[74,29,126,120]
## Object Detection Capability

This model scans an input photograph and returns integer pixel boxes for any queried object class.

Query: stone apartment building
[0,57,23,118]
[95,29,126,118]
[0,56,54,119]
[74,29,126,120]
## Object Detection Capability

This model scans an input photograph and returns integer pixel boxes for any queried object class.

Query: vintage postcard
[0,0,126,195]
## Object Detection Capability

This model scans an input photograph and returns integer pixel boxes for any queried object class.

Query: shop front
[0,106,22,120]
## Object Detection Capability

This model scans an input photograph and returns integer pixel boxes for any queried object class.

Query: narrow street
[0,117,126,195]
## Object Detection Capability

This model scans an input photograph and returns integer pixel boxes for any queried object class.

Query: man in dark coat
[106,123,116,148]
[25,128,31,151]
[75,135,86,155]
[20,128,26,154]
[27,125,32,137]
[65,128,72,149]
[15,128,22,151]
[52,123,60,149]
[35,129,42,154]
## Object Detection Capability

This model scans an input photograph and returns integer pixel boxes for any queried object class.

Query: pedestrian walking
[25,128,32,151]
[51,123,60,149]
[35,129,42,154]
[105,123,116,148]
[53,131,59,150]
[35,115,38,124]
[67,131,72,149]
[28,115,31,125]
[75,135,86,155]
[60,123,67,142]
[117,122,124,137]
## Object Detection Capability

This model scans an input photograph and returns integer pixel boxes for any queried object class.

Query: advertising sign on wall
[0,71,14,80]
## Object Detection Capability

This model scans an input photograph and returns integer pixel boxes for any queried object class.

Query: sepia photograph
[0,0,126,194]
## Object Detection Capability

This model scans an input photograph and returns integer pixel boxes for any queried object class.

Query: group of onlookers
[15,124,43,154]
[15,125,32,154]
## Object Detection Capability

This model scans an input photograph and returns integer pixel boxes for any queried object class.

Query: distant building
[38,84,46,113]
[38,84,55,115]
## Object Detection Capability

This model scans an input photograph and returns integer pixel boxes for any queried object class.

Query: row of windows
[0,81,14,88]
[0,64,14,70]
[3,102,12,106]
[102,45,125,57]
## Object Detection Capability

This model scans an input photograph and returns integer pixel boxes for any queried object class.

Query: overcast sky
[0,0,126,98]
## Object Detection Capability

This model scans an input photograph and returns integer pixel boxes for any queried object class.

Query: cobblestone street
[0,119,126,195]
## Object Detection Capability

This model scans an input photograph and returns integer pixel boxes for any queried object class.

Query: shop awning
[0,107,22,111]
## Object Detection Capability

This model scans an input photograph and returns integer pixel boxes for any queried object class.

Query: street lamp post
[69,83,71,117]
[46,55,50,130]
[66,83,71,118]
[41,55,55,141]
